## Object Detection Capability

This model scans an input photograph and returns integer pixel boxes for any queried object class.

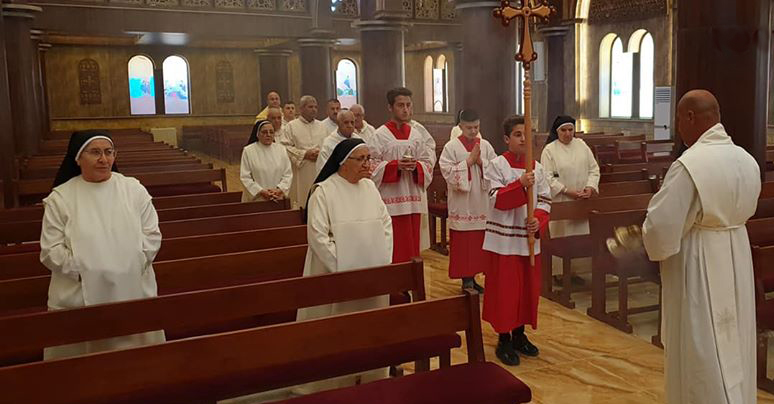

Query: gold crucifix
[493,0,555,266]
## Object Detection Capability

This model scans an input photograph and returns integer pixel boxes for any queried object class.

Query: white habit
[297,173,393,392]
[540,137,600,274]
[40,173,165,359]
[439,136,496,231]
[321,117,338,137]
[315,132,362,175]
[280,117,328,208]
[239,141,293,202]
[355,121,377,144]
[642,124,760,404]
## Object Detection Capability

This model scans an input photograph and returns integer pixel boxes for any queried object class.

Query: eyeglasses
[347,155,373,164]
[83,148,115,159]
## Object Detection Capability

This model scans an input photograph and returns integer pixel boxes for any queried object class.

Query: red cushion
[758,300,774,330]
[273,362,531,404]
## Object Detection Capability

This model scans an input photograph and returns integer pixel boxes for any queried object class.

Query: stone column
[38,42,51,136]
[297,37,335,118]
[354,19,408,126]
[540,26,570,133]
[457,0,515,153]
[3,2,41,156]
[453,42,464,113]
[676,0,770,175]
[0,7,17,207]
[255,49,292,106]
[29,29,43,142]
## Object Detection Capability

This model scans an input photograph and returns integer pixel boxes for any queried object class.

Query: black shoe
[495,340,520,366]
[472,281,484,294]
[513,334,539,357]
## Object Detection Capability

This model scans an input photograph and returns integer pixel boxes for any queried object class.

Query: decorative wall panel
[589,0,667,23]
[78,58,102,105]
[216,61,235,103]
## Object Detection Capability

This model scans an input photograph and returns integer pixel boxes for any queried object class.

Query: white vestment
[40,173,165,359]
[370,121,436,217]
[540,138,600,274]
[439,136,496,231]
[482,156,552,256]
[448,125,482,143]
[297,173,393,393]
[321,117,338,137]
[355,121,376,144]
[239,142,293,202]
[643,124,760,404]
[280,117,328,208]
[315,132,362,175]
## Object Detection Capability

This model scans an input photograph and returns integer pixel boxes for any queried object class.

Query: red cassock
[390,213,421,263]
[481,172,550,333]
[448,230,487,278]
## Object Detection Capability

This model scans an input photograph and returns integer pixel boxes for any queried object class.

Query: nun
[39,130,165,359]
[539,115,600,283]
[239,119,293,203]
[295,138,392,393]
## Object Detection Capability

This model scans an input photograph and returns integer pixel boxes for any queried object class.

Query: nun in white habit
[240,119,293,202]
[39,130,165,359]
[294,138,392,394]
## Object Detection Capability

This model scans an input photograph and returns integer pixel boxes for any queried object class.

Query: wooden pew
[1,207,300,246]
[0,244,309,316]
[600,160,673,175]
[762,181,774,199]
[0,260,457,372]
[541,194,653,308]
[0,191,243,224]
[598,178,659,196]
[753,245,774,393]
[15,169,227,205]
[599,169,650,183]
[0,225,306,281]
[20,162,214,180]
[587,209,659,334]
[0,292,531,404]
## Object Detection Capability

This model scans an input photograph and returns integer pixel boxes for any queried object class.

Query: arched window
[433,54,448,113]
[423,56,434,112]
[632,31,654,119]
[128,55,156,115]
[610,37,633,118]
[162,55,190,114]
[335,58,358,109]
[598,33,617,118]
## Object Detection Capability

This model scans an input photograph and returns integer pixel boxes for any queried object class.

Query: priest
[642,90,760,404]
[282,100,296,125]
[297,138,392,392]
[370,87,436,263]
[316,110,360,174]
[350,104,376,143]
[280,95,328,208]
[40,130,165,359]
[439,109,496,293]
[255,91,282,122]
[321,98,341,136]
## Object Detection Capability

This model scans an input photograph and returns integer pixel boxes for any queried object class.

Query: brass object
[606,225,645,258]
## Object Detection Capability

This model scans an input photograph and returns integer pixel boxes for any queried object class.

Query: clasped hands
[304,148,320,162]
[260,188,285,202]
[563,187,595,200]
[465,143,483,167]
[399,156,417,171]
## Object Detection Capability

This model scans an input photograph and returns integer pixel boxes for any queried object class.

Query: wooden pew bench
[542,194,653,308]
[599,169,651,183]
[598,179,659,196]
[0,224,306,281]
[601,160,673,175]
[0,260,460,376]
[0,292,531,404]
[753,245,774,393]
[20,162,214,180]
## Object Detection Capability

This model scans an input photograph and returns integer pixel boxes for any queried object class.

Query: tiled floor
[199,153,774,404]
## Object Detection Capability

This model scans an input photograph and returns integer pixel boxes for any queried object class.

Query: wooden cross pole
[493,0,555,266]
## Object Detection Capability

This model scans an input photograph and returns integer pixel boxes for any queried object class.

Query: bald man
[281,95,327,208]
[642,89,760,404]
[315,110,361,174]
[266,107,284,133]
[255,91,282,121]
[350,104,376,143]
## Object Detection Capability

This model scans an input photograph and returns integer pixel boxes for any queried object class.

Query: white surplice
[39,173,165,359]
[370,121,436,217]
[239,142,293,202]
[315,132,362,175]
[482,156,552,256]
[439,136,496,231]
[295,173,393,393]
[280,117,328,208]
[642,124,760,404]
[355,121,376,144]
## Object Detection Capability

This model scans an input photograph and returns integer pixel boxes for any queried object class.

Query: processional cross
[493,0,555,266]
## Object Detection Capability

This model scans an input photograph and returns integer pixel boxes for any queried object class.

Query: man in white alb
[350,104,376,143]
[316,110,360,174]
[321,99,341,136]
[280,95,328,208]
[282,101,296,125]
[642,89,760,404]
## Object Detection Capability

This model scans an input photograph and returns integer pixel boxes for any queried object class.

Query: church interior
[1,0,774,403]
